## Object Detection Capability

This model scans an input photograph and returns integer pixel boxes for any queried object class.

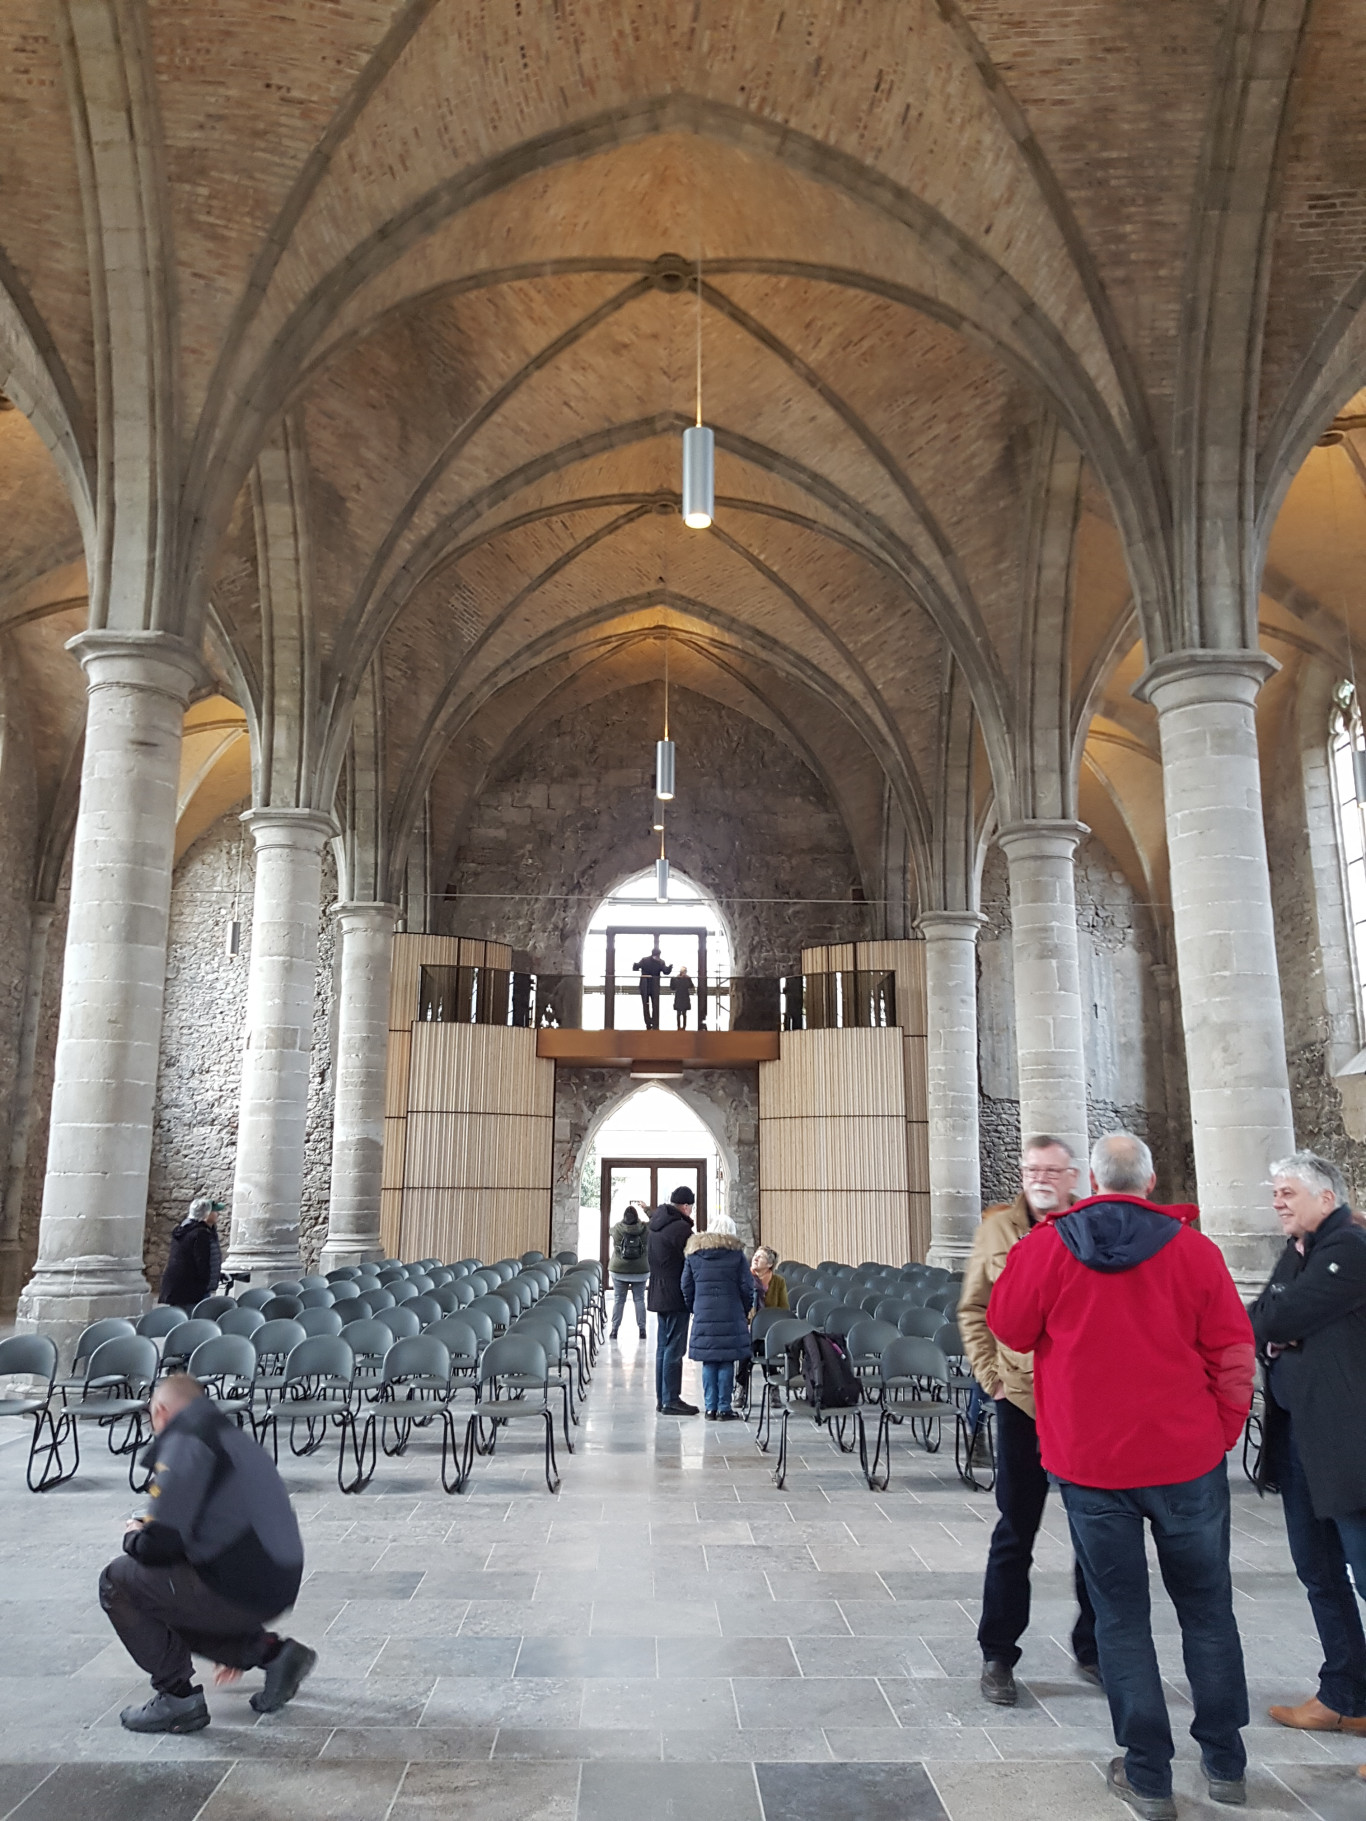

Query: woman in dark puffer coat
[680,1220,755,1420]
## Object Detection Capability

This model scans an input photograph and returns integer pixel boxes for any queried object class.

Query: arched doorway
[581,867,733,1031]
[577,1082,729,1262]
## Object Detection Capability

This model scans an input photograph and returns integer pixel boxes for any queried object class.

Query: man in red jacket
[988,1132,1256,1821]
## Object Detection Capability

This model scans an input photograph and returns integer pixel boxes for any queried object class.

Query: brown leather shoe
[1267,1695,1366,1734]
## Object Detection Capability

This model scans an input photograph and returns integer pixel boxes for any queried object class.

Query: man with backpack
[608,1203,651,1339]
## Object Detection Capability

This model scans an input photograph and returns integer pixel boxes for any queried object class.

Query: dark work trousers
[1272,1416,1366,1716]
[655,1310,689,1406]
[100,1554,276,1692]
[639,981,660,1029]
[978,1395,1097,1669]
[1061,1463,1248,1800]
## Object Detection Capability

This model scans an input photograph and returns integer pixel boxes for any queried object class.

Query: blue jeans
[701,1361,735,1415]
[1060,1461,1247,1799]
[1273,1417,1366,1715]
[655,1311,689,1407]
[610,1280,647,1335]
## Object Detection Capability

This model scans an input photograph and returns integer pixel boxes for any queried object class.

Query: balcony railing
[415,965,897,1033]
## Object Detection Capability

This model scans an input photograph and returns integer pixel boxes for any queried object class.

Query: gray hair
[1021,1134,1075,1161]
[1090,1132,1155,1194]
[188,1196,216,1221]
[751,1246,778,1270]
[1271,1151,1347,1205]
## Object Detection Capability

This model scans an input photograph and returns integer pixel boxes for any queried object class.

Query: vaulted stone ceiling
[3,1,1366,921]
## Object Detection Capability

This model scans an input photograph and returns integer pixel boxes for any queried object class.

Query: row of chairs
[0,1250,603,1494]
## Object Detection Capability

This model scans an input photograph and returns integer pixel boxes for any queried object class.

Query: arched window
[581,869,733,1030]
[1329,681,1366,1031]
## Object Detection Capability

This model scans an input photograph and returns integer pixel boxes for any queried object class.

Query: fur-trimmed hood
[684,1230,745,1255]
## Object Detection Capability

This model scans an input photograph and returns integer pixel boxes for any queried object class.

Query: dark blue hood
[1052,1196,1183,1273]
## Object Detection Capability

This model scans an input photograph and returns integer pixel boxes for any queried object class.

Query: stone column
[917,912,985,1267]
[224,809,334,1281]
[0,902,56,1308]
[997,820,1090,1167]
[319,902,397,1274]
[17,633,201,1339]
[1136,652,1293,1287]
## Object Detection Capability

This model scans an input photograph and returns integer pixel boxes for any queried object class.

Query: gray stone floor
[0,1329,1361,1820]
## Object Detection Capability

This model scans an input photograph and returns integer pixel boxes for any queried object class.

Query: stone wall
[550,1065,760,1257]
[441,686,870,975]
[144,812,338,1286]
[977,834,1178,1203]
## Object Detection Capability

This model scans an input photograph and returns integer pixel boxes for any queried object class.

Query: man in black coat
[633,947,672,1030]
[648,1186,697,1415]
[1250,1151,1366,1749]
[158,1198,225,1309]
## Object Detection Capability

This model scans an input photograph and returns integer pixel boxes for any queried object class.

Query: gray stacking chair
[297,1306,345,1337]
[137,1305,190,1341]
[218,1305,266,1337]
[187,1335,257,1414]
[869,1338,954,1489]
[299,1287,336,1309]
[59,1318,137,1396]
[52,1335,159,1488]
[454,1334,561,1495]
[191,1294,238,1320]
[365,1336,469,1488]
[249,1318,308,1403]
[160,1318,223,1370]
[898,1306,946,1339]
[260,1294,303,1320]
[328,1280,361,1302]
[375,1304,421,1341]
[0,1334,61,1490]
[424,1315,481,1380]
[255,1334,371,1493]
[406,1294,443,1327]
[236,1287,275,1311]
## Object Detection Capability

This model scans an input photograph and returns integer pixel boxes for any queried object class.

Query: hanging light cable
[655,633,675,801]
[681,249,714,529]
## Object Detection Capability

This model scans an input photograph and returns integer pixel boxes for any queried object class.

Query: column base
[926,1243,974,1271]
[318,1237,383,1275]
[223,1243,303,1285]
[15,1254,152,1357]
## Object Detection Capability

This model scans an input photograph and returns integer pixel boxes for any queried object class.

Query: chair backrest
[515,1317,565,1363]
[847,1317,900,1362]
[191,1294,237,1320]
[501,1278,533,1312]
[298,1287,336,1309]
[554,1250,577,1266]
[426,1268,454,1287]
[881,1337,950,1388]
[479,1333,548,1387]
[898,1306,945,1338]
[763,1317,814,1359]
[491,1259,520,1281]
[188,1334,257,1386]
[791,1288,819,1318]
[750,1306,789,1348]
[407,1294,443,1326]
[73,1318,137,1367]
[0,1333,56,1386]
[932,1321,965,1359]
[389,1281,420,1304]
[926,1286,959,1313]
[823,1305,862,1338]
[236,1287,275,1311]
[523,1266,553,1293]
[465,1269,499,1295]
[427,1285,461,1314]
[252,1318,307,1361]
[375,1304,421,1339]
[358,1286,396,1312]
[136,1304,189,1337]
[406,1274,435,1294]
[424,1316,480,1365]
[873,1297,908,1324]
[382,1335,451,1386]
[525,1302,569,1344]
[260,1294,303,1320]
[326,1267,361,1283]
[469,1293,513,1329]
[160,1319,222,1365]
[804,1296,839,1326]
[448,1280,477,1307]
[297,1306,344,1336]
[83,1335,159,1392]
[218,1305,266,1337]
[338,1300,376,1327]
[339,1318,394,1362]
[459,1305,495,1347]
[859,1291,886,1314]
[283,1335,355,1387]
[269,1280,305,1297]
[299,1274,329,1290]
[521,1250,546,1266]
[328,1279,361,1301]
[922,1266,950,1285]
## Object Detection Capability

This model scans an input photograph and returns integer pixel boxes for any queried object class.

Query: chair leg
[27,1405,73,1492]
[340,1410,376,1494]
[773,1406,789,1490]
[559,1383,574,1455]
[543,1410,561,1494]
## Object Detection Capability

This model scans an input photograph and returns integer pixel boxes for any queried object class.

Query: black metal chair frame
[0,1336,64,1492]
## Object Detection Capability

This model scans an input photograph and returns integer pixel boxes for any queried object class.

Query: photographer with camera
[159,1196,226,1311]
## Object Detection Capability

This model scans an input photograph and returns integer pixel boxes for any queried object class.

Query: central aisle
[0,1324,1352,1820]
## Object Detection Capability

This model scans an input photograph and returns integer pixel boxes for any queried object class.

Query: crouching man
[100,1373,315,1733]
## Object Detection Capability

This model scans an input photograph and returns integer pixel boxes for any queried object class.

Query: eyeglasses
[1021,1165,1073,1178]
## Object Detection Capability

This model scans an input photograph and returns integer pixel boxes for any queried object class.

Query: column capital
[240,807,339,850]
[67,629,206,703]
[915,910,986,939]
[997,819,1089,863]
[331,900,400,931]
[1134,648,1279,713]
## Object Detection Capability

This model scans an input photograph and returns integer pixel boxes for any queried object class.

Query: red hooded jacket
[987,1192,1255,1489]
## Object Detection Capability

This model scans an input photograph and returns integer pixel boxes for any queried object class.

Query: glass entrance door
[598,1157,708,1264]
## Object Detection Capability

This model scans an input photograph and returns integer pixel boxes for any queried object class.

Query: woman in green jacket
[608,1204,651,1339]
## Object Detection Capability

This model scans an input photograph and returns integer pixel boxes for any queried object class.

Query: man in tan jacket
[958,1133,1098,1707]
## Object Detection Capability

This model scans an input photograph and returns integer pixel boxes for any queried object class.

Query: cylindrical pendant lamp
[655,737,676,801]
[655,856,670,903]
[1354,747,1366,803]
[681,424,714,529]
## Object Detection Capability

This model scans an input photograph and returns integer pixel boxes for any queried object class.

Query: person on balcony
[633,947,672,1029]
[672,966,694,1030]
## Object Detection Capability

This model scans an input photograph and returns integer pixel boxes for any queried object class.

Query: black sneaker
[250,1639,317,1714]
[1107,1758,1177,1821]
[638,1330,647,1339]
[980,1659,1017,1705]
[659,1401,698,1416]
[704,1410,717,1420]
[120,1687,210,1733]
[717,1409,742,1422]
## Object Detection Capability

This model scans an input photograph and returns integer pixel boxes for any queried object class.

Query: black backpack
[616,1224,646,1264]
[794,1331,861,1411]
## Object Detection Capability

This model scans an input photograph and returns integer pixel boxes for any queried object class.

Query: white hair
[1090,1132,1155,1194]
[707,1214,737,1236]
[1271,1151,1347,1205]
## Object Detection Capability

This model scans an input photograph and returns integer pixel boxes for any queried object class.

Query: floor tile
[389,1760,578,1820]
[516,1636,657,1678]
[7,1762,228,1821]
[194,1761,407,1819]
[758,1760,949,1821]
[578,1760,762,1821]
[927,1759,1110,1820]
